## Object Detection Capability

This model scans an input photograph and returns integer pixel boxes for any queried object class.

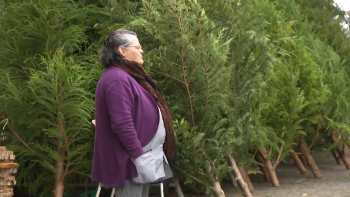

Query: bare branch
[274,143,285,169]
[257,147,267,160]
[251,149,258,161]
[252,160,266,167]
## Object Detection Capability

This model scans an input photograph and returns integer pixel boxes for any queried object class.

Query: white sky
[333,0,349,30]
[334,0,350,11]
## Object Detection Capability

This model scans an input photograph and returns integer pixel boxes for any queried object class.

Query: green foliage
[0,50,94,195]
[293,0,350,71]
[0,0,99,195]
[0,0,350,195]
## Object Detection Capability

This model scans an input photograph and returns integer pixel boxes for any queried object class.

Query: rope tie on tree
[0,118,8,130]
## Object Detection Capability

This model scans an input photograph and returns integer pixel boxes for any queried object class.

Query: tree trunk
[227,156,252,197]
[336,148,350,169]
[291,149,306,174]
[264,157,279,187]
[344,144,350,154]
[299,141,322,178]
[228,172,238,188]
[255,151,271,182]
[237,165,254,192]
[331,149,343,165]
[205,161,225,197]
[54,161,65,197]
[296,144,308,166]
[298,154,308,166]
[55,116,67,197]
[258,149,279,187]
[331,135,350,169]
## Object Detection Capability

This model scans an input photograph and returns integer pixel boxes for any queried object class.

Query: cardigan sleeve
[105,79,144,159]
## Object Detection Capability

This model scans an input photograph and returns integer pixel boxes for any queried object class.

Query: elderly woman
[91,29,176,197]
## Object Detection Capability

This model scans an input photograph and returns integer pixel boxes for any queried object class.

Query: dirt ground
[223,151,350,197]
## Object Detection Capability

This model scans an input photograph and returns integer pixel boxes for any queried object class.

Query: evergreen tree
[0,0,100,196]
[129,0,239,195]
[292,0,350,70]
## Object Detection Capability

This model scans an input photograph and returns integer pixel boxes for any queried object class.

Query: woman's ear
[118,46,126,57]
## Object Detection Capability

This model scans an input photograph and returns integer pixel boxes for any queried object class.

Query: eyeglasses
[125,45,142,50]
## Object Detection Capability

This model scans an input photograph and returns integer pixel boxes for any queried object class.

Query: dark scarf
[114,61,177,170]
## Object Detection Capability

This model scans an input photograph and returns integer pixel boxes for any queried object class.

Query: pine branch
[139,29,159,45]
[150,59,183,68]
[199,67,210,133]
[176,167,215,191]
[68,128,81,144]
[199,145,216,170]
[309,114,322,149]
[20,64,30,78]
[185,83,195,127]
[203,117,211,134]
[231,64,236,97]
[143,1,156,21]
[187,51,201,85]
[66,169,79,176]
[0,110,53,169]
[187,9,203,85]
[176,84,192,117]
[150,69,184,84]
[199,118,206,134]
[170,3,195,127]
[151,47,183,61]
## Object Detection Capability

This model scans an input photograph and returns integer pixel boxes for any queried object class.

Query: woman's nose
[140,49,144,54]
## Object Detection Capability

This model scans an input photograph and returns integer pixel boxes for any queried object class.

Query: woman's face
[119,36,144,65]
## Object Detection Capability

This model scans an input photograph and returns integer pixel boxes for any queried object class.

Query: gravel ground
[223,152,350,197]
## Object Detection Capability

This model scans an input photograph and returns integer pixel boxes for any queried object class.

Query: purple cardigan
[91,66,159,187]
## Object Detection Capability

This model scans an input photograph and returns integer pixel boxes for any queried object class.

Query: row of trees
[0,0,349,196]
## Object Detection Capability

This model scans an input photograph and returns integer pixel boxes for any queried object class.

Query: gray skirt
[114,180,149,197]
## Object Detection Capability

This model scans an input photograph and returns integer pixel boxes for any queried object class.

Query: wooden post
[227,156,252,197]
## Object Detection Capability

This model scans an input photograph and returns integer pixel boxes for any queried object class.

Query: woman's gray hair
[99,29,137,68]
